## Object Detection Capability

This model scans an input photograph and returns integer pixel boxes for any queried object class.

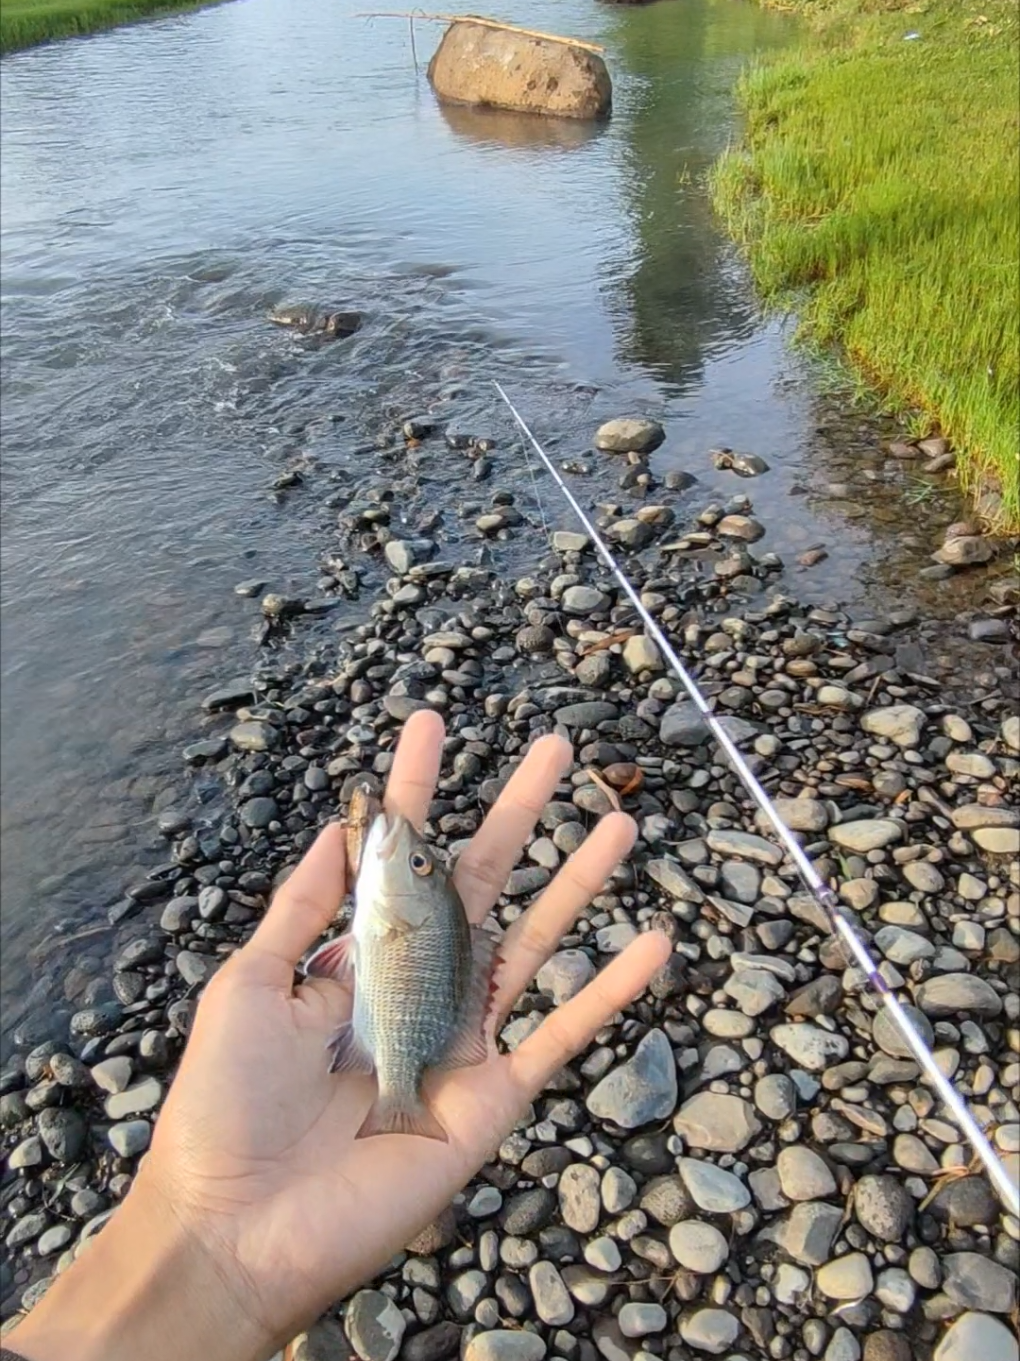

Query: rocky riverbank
[2,406,1018,1361]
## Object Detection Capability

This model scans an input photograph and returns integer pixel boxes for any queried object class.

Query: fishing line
[493,379,1019,1219]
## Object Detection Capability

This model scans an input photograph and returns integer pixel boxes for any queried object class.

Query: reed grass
[1,0,221,54]
[712,0,1020,529]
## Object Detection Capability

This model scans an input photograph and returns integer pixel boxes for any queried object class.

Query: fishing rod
[492,380,1020,1219]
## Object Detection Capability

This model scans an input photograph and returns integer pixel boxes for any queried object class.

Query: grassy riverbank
[0,0,220,53]
[712,0,1019,529]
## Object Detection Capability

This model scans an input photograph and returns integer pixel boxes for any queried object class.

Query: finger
[384,709,445,832]
[494,811,636,1015]
[508,932,673,1096]
[454,733,573,923]
[246,822,347,969]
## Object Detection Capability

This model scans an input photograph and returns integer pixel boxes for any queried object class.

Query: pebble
[915,973,1002,1017]
[816,1252,875,1300]
[618,1302,668,1337]
[705,828,783,866]
[585,1235,622,1271]
[934,1313,1019,1361]
[754,1073,797,1120]
[107,1120,151,1157]
[586,1029,678,1128]
[536,951,595,1005]
[828,819,904,852]
[854,1174,914,1242]
[37,1107,87,1163]
[558,1163,601,1233]
[344,1289,406,1361]
[105,1076,162,1120]
[679,1308,740,1354]
[464,1334,547,1361]
[776,1146,837,1201]
[779,1202,844,1266]
[941,1253,1018,1313]
[771,1022,849,1070]
[669,1220,728,1273]
[678,1157,751,1212]
[528,1261,574,1326]
[861,704,927,747]
[673,1092,761,1152]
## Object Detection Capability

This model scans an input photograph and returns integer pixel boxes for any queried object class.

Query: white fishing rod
[493,380,1019,1219]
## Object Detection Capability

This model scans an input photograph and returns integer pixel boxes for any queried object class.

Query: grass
[711,0,1020,530]
[0,0,223,54]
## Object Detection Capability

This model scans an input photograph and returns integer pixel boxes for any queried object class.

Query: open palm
[148,711,670,1352]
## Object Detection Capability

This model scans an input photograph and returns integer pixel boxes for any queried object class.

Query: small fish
[304,809,500,1141]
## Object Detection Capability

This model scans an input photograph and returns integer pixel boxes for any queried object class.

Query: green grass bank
[712,0,1019,530]
[0,0,221,54]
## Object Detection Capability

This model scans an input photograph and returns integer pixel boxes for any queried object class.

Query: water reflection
[604,0,793,390]
[438,101,609,153]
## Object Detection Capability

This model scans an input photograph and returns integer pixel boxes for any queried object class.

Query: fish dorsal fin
[435,924,502,1071]
[304,933,356,984]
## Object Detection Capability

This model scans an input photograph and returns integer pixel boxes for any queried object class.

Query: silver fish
[304,810,500,1141]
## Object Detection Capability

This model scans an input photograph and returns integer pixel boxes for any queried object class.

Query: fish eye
[409,850,433,877]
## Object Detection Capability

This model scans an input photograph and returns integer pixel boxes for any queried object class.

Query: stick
[355,11,605,53]
[492,378,1020,1222]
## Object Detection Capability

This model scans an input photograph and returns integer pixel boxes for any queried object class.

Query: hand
[9,712,671,1361]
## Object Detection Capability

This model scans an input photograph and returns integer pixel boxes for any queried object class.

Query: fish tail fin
[357,1090,448,1143]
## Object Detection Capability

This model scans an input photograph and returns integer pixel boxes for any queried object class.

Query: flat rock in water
[586,1028,677,1128]
[594,417,665,453]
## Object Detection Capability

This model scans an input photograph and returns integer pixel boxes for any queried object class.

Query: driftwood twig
[355,11,605,53]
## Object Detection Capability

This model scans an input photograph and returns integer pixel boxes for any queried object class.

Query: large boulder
[428,22,612,121]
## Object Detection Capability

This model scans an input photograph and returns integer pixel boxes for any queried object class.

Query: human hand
[8,711,670,1361]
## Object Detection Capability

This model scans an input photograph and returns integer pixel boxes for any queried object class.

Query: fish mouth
[369,811,404,863]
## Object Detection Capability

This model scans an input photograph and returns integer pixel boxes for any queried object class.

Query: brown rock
[404,1205,456,1255]
[428,21,612,120]
[933,535,994,567]
[863,1332,913,1361]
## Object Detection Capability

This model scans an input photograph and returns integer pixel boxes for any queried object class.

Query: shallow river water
[0,0,994,1040]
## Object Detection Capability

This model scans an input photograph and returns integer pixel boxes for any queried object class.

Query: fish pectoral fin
[304,933,356,985]
[357,1092,448,1142]
[325,1022,375,1076]
[435,924,502,1072]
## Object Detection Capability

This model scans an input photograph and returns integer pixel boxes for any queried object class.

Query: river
[0,0,992,1044]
